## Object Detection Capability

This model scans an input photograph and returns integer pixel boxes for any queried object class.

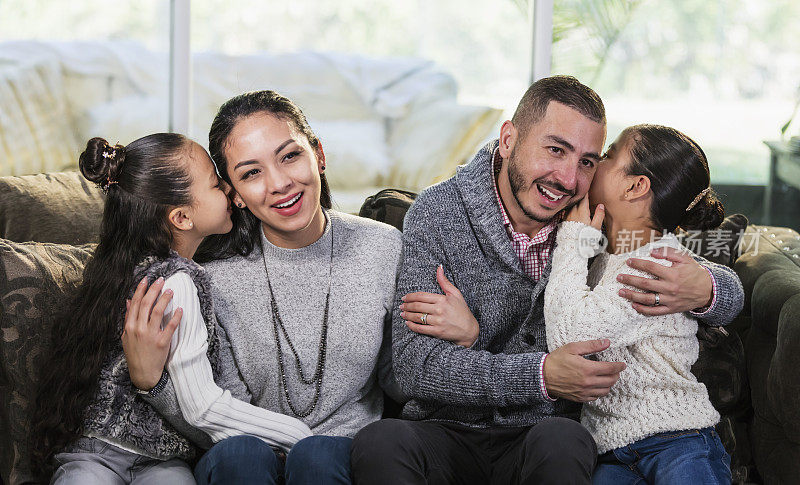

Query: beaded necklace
[263,215,333,418]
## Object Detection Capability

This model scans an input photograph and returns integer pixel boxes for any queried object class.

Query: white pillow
[0,59,80,175]
[310,118,392,190]
[83,96,167,147]
[387,100,502,190]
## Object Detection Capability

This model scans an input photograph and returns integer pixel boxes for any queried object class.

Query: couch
[1,173,799,484]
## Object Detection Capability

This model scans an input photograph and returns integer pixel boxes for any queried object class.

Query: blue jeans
[592,427,731,485]
[194,435,353,485]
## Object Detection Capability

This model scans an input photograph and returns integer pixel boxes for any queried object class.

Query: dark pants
[350,417,596,485]
[194,435,353,485]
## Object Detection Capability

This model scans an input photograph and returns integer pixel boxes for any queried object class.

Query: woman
[123,91,405,485]
[31,134,311,483]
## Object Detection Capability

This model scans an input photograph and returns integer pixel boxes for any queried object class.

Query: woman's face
[225,112,325,243]
[185,141,233,236]
[588,134,634,213]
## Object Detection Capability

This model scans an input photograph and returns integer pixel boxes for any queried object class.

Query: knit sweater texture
[82,253,221,460]
[545,222,720,454]
[393,139,744,428]
[147,210,403,439]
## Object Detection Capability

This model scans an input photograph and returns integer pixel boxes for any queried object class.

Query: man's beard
[507,148,578,224]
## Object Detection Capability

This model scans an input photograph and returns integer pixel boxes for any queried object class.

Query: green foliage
[553,0,641,84]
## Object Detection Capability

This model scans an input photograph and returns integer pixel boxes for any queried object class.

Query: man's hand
[617,247,713,316]
[121,276,182,391]
[543,339,626,402]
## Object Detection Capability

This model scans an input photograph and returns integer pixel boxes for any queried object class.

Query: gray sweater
[392,139,745,428]
[147,210,403,441]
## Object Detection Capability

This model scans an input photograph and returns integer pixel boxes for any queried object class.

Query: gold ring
[421,313,428,325]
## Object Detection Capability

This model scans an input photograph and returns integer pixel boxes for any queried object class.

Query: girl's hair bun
[79,137,126,191]
[680,189,725,232]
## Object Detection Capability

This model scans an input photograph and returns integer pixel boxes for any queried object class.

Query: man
[350,76,743,484]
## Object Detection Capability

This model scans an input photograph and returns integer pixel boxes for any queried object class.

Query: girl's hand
[121,277,182,391]
[565,196,604,231]
[400,265,479,348]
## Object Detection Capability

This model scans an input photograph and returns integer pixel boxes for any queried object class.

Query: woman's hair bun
[79,137,126,191]
[680,190,725,232]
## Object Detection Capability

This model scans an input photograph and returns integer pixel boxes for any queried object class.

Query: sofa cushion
[691,325,748,416]
[0,172,104,245]
[731,224,800,483]
[358,188,418,232]
[0,239,94,485]
[677,213,749,267]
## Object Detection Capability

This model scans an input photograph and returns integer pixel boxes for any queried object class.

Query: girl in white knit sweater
[544,124,731,484]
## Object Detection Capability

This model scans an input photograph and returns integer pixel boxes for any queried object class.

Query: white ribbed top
[162,272,313,452]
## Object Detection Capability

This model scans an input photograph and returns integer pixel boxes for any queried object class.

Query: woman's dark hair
[194,90,331,263]
[622,124,724,233]
[30,134,192,474]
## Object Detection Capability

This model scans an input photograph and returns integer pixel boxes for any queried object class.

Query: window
[550,0,800,227]
[187,0,518,209]
[2,0,798,225]
[0,0,169,174]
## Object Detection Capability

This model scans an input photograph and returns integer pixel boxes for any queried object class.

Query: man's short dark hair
[511,75,606,140]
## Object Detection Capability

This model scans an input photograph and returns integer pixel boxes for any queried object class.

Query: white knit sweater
[544,221,719,454]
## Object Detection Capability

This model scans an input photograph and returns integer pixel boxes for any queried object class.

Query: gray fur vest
[81,252,221,461]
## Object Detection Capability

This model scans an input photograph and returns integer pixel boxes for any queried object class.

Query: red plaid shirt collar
[491,148,560,281]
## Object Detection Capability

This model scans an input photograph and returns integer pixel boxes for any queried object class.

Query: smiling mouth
[273,193,302,209]
[536,183,568,202]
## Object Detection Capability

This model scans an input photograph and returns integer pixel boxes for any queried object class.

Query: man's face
[502,101,606,225]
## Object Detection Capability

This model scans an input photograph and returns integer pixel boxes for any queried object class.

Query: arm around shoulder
[690,256,745,326]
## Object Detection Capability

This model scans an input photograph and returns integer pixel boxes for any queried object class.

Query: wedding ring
[654,293,660,306]
[421,313,428,325]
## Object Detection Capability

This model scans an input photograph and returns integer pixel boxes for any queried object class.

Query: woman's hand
[122,277,182,391]
[565,196,604,230]
[400,265,479,348]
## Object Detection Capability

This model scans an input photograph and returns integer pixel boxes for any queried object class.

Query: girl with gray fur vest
[30,133,310,484]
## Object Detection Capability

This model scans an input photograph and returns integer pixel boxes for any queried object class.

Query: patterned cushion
[0,239,94,485]
[0,172,104,245]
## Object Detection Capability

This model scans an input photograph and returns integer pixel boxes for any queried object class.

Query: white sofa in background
[0,41,502,212]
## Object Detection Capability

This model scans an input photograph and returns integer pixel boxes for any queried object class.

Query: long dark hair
[622,124,724,233]
[30,134,192,473]
[194,90,332,263]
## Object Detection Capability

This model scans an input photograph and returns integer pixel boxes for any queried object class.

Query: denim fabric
[285,436,352,485]
[592,427,731,485]
[194,435,352,485]
[50,437,194,485]
[194,436,282,485]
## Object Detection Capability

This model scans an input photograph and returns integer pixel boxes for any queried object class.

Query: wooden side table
[763,141,800,225]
